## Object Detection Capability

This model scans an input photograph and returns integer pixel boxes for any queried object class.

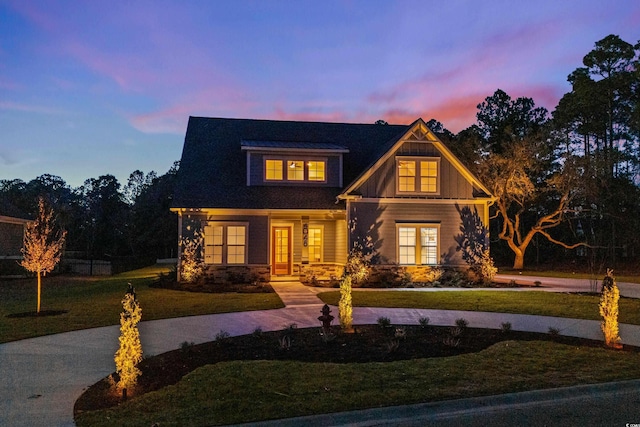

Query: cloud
[270,108,353,124]
[0,101,67,115]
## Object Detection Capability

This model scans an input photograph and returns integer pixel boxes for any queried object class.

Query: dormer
[241,140,349,187]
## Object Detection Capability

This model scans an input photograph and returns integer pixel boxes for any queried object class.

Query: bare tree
[21,197,67,314]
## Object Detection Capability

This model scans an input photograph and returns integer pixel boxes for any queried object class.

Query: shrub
[455,318,469,329]
[418,317,430,328]
[394,327,407,340]
[424,266,443,283]
[278,335,291,350]
[443,336,460,348]
[599,269,622,349]
[450,326,463,338]
[215,330,231,341]
[548,327,560,336]
[385,339,400,353]
[501,322,512,333]
[377,316,392,328]
[252,327,263,338]
[319,328,336,344]
[479,250,497,284]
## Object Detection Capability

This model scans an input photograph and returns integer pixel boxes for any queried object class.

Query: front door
[272,226,291,275]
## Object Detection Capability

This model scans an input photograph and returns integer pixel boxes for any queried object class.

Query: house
[171,117,493,284]
[0,215,31,276]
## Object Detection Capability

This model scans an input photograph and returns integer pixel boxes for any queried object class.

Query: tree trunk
[37,270,41,314]
[512,252,525,270]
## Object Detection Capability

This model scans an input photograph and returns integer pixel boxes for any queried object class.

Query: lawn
[317,290,640,325]
[75,339,640,426]
[0,266,284,343]
[501,269,640,284]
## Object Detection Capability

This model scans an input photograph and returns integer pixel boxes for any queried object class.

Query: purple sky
[1,1,639,188]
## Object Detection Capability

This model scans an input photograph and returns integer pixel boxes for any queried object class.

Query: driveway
[1,277,640,426]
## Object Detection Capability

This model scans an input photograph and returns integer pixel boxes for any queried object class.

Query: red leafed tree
[21,197,67,314]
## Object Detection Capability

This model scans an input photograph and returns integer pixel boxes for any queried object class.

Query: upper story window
[287,161,304,181]
[307,161,325,181]
[264,158,326,183]
[265,160,283,180]
[396,157,440,195]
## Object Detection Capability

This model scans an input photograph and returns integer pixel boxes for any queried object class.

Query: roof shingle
[173,117,410,209]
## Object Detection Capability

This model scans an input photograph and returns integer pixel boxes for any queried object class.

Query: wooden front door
[272,226,291,275]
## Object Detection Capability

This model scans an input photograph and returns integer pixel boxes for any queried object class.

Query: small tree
[21,197,67,314]
[180,230,203,283]
[114,284,143,399]
[599,270,622,349]
[338,275,353,331]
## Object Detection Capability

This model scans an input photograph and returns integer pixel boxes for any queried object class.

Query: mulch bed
[74,324,620,416]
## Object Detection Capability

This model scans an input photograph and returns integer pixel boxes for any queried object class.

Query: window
[226,226,246,264]
[264,158,326,183]
[420,227,438,264]
[397,225,439,265]
[204,225,223,264]
[396,157,439,194]
[307,161,325,181]
[307,227,323,262]
[420,161,437,192]
[398,227,416,264]
[265,160,283,180]
[287,161,304,180]
[398,160,416,192]
[204,224,246,264]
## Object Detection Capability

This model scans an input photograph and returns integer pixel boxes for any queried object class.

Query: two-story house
[172,117,492,284]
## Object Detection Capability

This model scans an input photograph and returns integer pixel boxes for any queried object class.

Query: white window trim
[395,156,441,196]
[204,222,248,265]
[395,223,440,266]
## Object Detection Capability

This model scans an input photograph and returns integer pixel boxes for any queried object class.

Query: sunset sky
[1,0,639,187]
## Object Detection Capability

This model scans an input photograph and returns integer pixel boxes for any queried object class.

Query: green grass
[501,269,640,284]
[317,290,640,325]
[0,266,284,343]
[75,340,640,426]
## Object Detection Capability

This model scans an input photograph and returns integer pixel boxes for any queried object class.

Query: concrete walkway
[1,277,640,426]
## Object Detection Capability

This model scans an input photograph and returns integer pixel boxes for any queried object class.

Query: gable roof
[340,118,492,198]
[173,117,409,209]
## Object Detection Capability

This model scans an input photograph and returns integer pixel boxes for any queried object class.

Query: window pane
[398,227,416,246]
[420,161,437,192]
[398,160,416,192]
[287,161,304,180]
[265,160,283,180]
[420,227,438,264]
[227,246,245,264]
[308,227,322,262]
[227,226,245,245]
[398,227,416,264]
[308,161,325,181]
[204,226,223,264]
[399,246,415,264]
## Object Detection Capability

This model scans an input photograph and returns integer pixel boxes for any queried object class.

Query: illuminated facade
[172,117,492,284]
